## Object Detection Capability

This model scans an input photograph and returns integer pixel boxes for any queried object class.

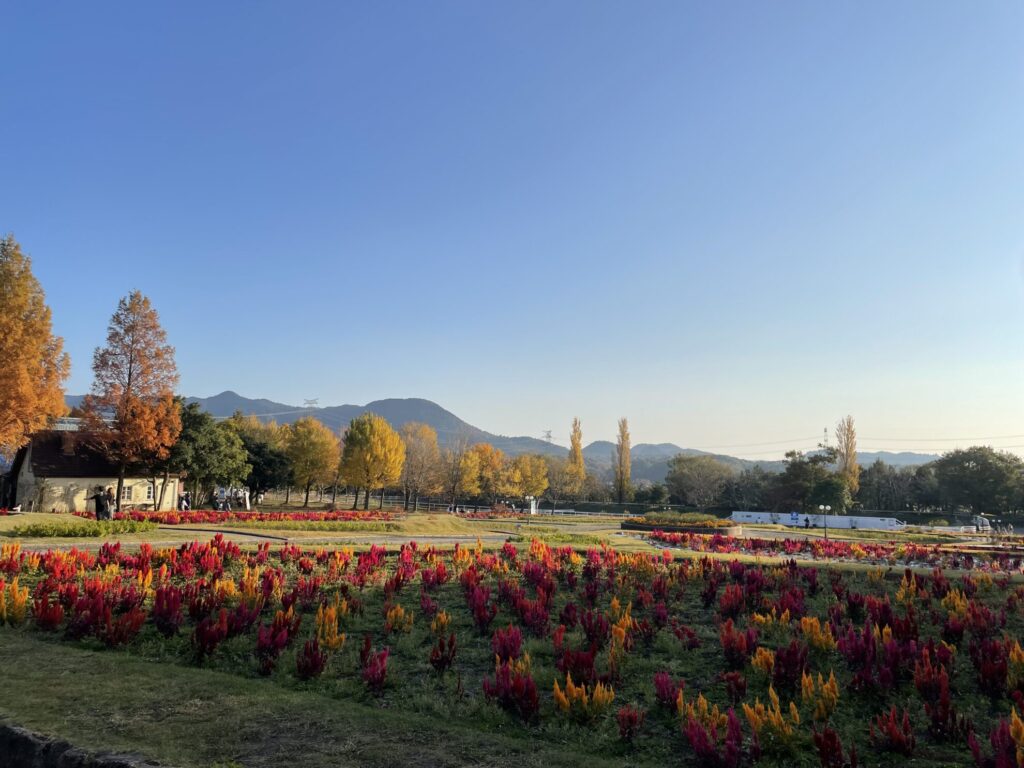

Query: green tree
[633,483,668,505]
[911,464,942,510]
[765,449,838,514]
[286,417,342,507]
[932,447,1024,514]
[724,467,773,511]
[808,474,852,514]
[582,471,612,502]
[226,413,291,505]
[857,460,915,512]
[339,413,405,510]
[666,455,734,511]
[614,418,632,504]
[171,403,250,505]
[0,235,70,458]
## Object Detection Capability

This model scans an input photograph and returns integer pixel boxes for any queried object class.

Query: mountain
[63,391,940,480]
[185,392,564,457]
[582,440,786,482]
[581,440,938,484]
[858,451,940,468]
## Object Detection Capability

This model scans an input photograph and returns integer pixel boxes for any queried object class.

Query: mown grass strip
[6,520,158,538]
[0,632,625,768]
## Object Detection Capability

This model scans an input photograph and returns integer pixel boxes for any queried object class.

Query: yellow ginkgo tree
[340,413,406,510]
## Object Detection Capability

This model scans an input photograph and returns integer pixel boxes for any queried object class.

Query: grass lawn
[0,633,626,768]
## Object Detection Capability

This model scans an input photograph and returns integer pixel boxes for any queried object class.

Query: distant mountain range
[65,391,940,482]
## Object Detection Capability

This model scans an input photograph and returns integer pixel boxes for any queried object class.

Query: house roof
[19,431,122,478]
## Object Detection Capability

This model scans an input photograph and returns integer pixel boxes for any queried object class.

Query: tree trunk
[379,487,385,509]
[331,483,338,508]
[116,464,126,514]
[403,489,410,511]
[351,488,360,511]
[363,489,370,510]
[156,469,170,511]
[413,492,419,512]
[304,482,312,507]
[285,486,291,504]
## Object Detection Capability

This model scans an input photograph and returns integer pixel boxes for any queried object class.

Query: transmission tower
[542,430,553,443]
[303,398,319,409]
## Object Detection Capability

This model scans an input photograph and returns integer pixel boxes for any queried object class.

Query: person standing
[87,486,109,521]
[104,487,116,519]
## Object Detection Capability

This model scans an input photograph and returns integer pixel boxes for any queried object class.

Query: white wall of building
[730,510,907,531]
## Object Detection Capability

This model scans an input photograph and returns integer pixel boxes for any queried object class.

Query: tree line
[662,416,1024,517]
[2,233,1021,516]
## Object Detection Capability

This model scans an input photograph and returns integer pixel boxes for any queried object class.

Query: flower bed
[647,529,1024,572]
[454,509,531,520]
[2,535,1024,765]
[622,520,743,536]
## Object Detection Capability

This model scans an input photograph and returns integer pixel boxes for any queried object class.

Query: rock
[0,722,170,768]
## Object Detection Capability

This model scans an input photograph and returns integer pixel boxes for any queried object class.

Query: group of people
[88,486,116,521]
[178,489,259,511]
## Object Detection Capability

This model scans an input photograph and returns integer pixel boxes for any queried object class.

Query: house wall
[17,471,180,514]
[15,445,37,510]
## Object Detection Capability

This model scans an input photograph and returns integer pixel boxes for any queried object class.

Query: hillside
[63,391,939,482]
[192,392,563,458]
[581,440,937,484]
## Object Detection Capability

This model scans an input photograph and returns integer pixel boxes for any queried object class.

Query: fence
[258,491,641,517]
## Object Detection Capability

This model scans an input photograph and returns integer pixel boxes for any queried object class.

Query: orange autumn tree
[0,235,70,457]
[81,291,181,511]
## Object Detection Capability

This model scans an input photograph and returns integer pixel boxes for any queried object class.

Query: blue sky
[2,2,1022,456]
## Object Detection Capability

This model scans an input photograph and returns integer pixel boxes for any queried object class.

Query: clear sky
[2,2,1022,457]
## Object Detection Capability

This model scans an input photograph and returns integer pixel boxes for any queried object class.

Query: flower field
[2,534,1024,766]
[649,529,1024,574]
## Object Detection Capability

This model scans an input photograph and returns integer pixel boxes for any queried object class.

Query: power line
[859,443,1024,453]
[692,436,822,450]
[861,433,1024,442]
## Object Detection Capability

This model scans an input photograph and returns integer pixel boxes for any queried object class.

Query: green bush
[633,511,730,527]
[7,520,158,538]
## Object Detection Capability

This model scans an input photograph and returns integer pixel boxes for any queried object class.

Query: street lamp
[819,504,832,541]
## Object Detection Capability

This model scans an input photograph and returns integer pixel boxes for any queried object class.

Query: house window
[121,485,133,502]
[147,484,155,501]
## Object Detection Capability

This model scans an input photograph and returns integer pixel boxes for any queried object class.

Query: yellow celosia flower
[801,670,839,721]
[385,604,413,634]
[552,673,615,720]
[316,603,346,652]
[431,610,450,635]
[800,616,836,652]
[752,646,776,676]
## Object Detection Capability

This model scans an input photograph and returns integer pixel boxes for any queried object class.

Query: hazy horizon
[4,3,1023,458]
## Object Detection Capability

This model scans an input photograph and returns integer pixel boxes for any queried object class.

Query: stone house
[1,431,179,514]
